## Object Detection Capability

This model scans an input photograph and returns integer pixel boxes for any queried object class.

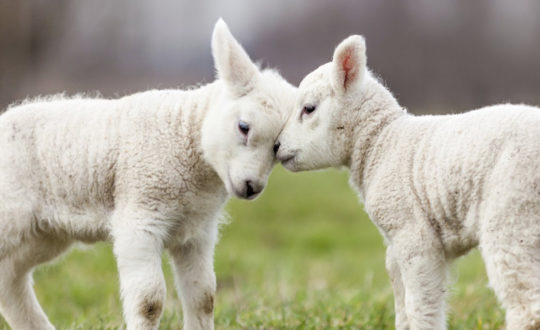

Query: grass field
[0,167,504,329]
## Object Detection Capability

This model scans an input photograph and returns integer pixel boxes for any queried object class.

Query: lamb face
[202,20,296,200]
[277,36,367,171]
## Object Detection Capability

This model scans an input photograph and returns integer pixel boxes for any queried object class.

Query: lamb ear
[212,18,258,97]
[331,35,367,95]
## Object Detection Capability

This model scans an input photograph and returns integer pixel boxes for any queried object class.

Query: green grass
[0,167,504,329]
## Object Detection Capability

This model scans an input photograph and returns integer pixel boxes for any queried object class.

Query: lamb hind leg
[481,226,540,330]
[0,234,71,330]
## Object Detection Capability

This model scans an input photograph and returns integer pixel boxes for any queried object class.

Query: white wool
[278,35,540,330]
[0,19,295,330]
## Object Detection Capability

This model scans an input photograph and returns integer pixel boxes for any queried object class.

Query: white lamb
[276,35,540,329]
[0,19,295,330]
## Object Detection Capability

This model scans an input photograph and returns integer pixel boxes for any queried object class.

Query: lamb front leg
[386,245,409,330]
[394,232,448,330]
[112,216,167,330]
[169,225,218,330]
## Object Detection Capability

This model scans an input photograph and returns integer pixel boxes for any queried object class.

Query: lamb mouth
[227,172,238,197]
[281,155,298,171]
[227,172,245,198]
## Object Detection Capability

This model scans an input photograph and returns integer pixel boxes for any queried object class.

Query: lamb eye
[238,121,249,136]
[302,104,316,115]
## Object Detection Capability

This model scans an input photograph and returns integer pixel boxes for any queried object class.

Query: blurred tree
[1,0,539,113]
[0,0,68,110]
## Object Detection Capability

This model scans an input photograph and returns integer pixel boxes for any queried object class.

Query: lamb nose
[273,142,280,155]
[245,180,255,198]
[245,180,262,199]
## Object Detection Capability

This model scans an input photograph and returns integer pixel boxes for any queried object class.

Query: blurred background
[1,0,540,113]
[1,0,535,328]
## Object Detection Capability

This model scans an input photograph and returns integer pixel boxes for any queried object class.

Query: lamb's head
[276,35,368,172]
[202,19,296,200]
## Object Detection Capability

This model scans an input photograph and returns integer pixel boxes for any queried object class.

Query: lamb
[276,35,540,329]
[0,19,295,330]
